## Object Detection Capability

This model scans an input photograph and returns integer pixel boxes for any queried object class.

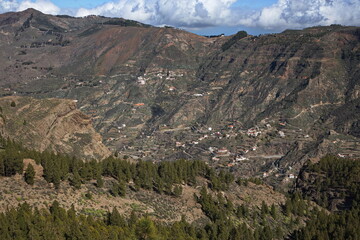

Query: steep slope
[0,96,110,159]
[197,26,360,128]
[0,9,359,184]
[195,25,360,175]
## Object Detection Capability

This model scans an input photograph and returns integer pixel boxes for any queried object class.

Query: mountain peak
[20,8,44,16]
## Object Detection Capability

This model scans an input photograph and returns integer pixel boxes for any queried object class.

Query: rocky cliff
[0,96,110,160]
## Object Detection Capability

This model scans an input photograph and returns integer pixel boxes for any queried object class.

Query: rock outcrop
[0,96,110,160]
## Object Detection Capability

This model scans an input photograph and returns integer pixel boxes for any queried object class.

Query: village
[50,69,360,184]
[3,67,360,186]
[105,112,313,183]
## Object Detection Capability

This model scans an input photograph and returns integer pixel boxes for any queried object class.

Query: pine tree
[96,175,104,188]
[270,203,277,219]
[52,169,61,189]
[0,158,4,176]
[110,181,126,197]
[70,170,82,189]
[261,200,269,217]
[173,185,183,197]
[135,217,158,240]
[108,207,126,227]
[24,164,35,185]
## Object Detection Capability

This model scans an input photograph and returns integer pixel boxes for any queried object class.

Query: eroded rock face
[0,96,110,160]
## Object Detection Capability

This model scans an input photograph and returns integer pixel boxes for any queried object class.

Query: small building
[176,142,185,148]
[217,148,229,155]
[235,156,248,161]
[137,76,146,85]
[134,103,145,106]
[208,147,216,153]
[279,122,286,126]
[247,128,261,137]
[288,174,295,179]
[279,131,285,138]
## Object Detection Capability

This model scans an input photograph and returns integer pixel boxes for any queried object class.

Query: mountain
[0,9,359,186]
[0,96,110,159]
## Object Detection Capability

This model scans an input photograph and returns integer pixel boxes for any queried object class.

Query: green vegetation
[195,186,312,240]
[290,156,360,239]
[292,207,360,240]
[24,164,35,185]
[236,177,263,186]
[0,135,234,195]
[0,138,24,176]
[302,155,360,209]
[2,135,360,239]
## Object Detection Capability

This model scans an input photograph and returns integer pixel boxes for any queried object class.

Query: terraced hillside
[0,9,359,186]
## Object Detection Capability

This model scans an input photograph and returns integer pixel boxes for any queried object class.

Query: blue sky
[1,0,359,36]
[54,0,108,9]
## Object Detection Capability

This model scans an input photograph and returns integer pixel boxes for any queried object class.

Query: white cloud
[74,0,360,30]
[0,0,359,32]
[241,0,360,30]
[0,0,60,15]
[0,0,19,12]
[17,0,60,15]
[76,0,238,27]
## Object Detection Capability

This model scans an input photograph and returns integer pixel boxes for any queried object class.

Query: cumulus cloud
[240,0,360,30]
[0,0,19,12]
[0,0,60,14]
[17,0,60,15]
[74,0,360,30]
[0,0,359,32]
[76,0,238,28]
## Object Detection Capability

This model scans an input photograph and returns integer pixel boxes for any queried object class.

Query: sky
[0,0,359,36]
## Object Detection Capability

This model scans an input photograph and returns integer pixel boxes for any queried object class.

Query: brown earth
[0,96,110,160]
[0,158,286,223]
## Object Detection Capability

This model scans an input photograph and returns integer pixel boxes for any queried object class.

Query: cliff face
[0,9,359,177]
[0,96,110,160]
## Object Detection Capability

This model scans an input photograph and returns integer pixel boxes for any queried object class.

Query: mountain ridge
[0,9,359,186]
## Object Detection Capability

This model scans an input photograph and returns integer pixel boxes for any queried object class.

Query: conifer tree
[270,203,277,219]
[135,217,158,240]
[261,200,269,217]
[108,207,126,227]
[24,163,35,185]
[96,174,104,188]
[173,185,183,197]
[70,170,82,189]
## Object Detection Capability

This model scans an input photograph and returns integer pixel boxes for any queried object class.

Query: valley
[1,10,359,189]
[0,8,360,239]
